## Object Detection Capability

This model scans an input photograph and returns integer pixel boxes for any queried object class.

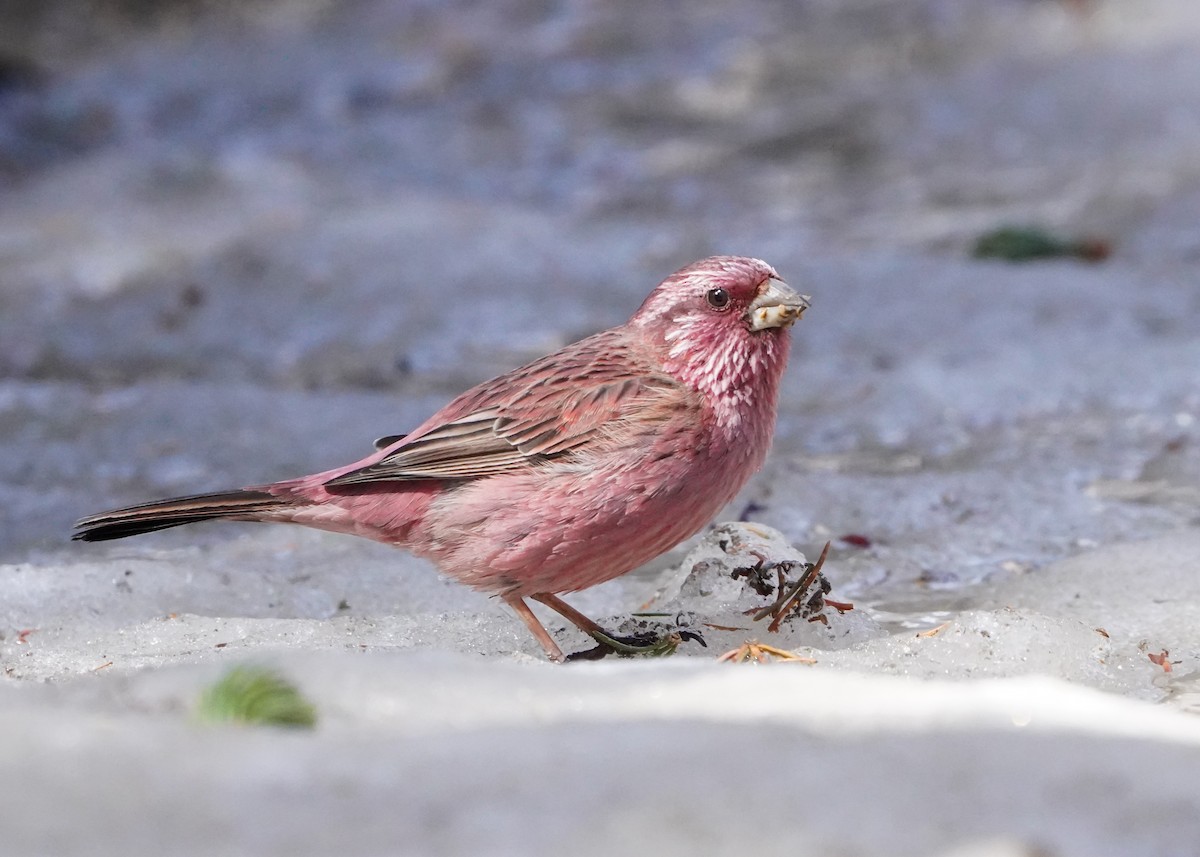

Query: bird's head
[631,255,808,338]
[629,256,809,405]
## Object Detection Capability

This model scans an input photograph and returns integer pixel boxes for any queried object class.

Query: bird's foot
[566,628,706,661]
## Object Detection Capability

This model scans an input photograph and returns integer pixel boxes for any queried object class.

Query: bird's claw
[566,628,706,661]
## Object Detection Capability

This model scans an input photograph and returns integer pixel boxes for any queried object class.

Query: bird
[74,256,810,661]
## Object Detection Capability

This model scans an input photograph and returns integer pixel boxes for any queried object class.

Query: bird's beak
[746,278,811,331]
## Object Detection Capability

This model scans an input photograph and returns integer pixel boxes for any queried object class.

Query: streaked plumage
[74,256,809,661]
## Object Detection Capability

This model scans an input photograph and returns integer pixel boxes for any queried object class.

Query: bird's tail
[72,489,288,542]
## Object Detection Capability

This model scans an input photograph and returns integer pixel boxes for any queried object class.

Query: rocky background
[2,1,1199,855]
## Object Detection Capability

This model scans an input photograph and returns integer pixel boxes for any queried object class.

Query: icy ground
[2,1,1200,854]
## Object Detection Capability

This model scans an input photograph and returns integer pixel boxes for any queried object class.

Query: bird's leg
[503,594,565,663]
[530,593,607,635]
[531,593,690,659]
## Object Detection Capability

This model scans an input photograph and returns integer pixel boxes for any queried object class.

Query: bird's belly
[414,449,754,596]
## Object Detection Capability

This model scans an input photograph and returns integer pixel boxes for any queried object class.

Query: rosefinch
[74,256,809,661]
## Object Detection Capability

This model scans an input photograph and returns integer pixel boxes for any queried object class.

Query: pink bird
[74,256,810,661]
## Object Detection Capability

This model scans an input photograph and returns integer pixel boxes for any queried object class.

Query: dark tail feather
[72,489,287,542]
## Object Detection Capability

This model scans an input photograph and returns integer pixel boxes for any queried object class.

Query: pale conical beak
[746,278,811,331]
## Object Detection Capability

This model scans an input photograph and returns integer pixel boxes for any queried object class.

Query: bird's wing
[325,340,695,488]
[372,434,407,450]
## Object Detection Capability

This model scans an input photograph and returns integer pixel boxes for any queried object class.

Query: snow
[2,0,1199,854]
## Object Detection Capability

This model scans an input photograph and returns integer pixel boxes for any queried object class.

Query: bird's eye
[705,288,730,309]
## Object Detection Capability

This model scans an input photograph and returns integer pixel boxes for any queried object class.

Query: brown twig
[765,541,831,633]
[916,622,951,638]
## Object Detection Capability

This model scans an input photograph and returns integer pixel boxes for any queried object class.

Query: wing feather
[325,333,695,487]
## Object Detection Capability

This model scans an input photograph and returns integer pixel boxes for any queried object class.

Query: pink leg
[503,594,565,662]
[532,592,688,659]
[531,593,607,636]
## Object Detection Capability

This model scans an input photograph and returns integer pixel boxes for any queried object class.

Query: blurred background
[1,0,1198,590]
[3,3,1200,855]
